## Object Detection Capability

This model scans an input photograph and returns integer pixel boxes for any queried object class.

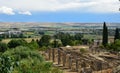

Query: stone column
[55,49,58,62]
[78,60,82,73]
[63,53,66,67]
[52,48,55,62]
[76,58,79,72]
[48,48,51,60]
[58,49,61,65]
[66,54,70,68]
[69,56,72,69]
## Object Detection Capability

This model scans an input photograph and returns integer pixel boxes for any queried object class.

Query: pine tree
[114,28,119,41]
[102,22,108,46]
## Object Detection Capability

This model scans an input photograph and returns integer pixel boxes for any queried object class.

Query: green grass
[84,34,114,40]
[45,31,55,35]
[84,34,102,39]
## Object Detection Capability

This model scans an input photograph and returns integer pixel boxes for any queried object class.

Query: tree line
[102,22,120,51]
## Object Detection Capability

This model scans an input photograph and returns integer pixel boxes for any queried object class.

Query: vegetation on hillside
[0,39,63,73]
[0,22,120,73]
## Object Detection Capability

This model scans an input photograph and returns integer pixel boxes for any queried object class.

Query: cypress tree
[102,22,108,46]
[114,28,119,41]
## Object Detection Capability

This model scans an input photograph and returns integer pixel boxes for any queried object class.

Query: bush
[13,59,63,73]
[39,46,48,51]
[51,67,63,73]
[74,40,82,45]
[13,59,53,73]
[3,46,44,61]
[80,48,87,54]
[99,45,105,49]
[2,46,63,73]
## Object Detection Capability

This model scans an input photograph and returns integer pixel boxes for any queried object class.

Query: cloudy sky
[0,0,120,22]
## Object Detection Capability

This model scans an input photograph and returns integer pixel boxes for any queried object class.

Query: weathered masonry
[44,46,120,73]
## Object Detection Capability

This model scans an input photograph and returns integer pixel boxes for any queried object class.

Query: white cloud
[0,6,15,15]
[18,11,32,15]
[85,0,120,13]
[0,0,119,13]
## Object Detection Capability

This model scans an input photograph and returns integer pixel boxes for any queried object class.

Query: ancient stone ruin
[43,46,120,73]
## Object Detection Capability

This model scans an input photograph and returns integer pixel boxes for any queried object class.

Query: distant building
[0,32,5,35]
[0,28,23,38]
[8,29,21,34]
[8,28,22,38]
[94,39,102,46]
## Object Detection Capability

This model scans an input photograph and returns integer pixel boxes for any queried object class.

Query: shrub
[0,45,63,73]
[99,45,105,49]
[3,46,44,61]
[13,59,53,73]
[39,46,48,51]
[12,59,63,73]
[80,48,87,54]
[51,67,63,73]
[74,40,82,45]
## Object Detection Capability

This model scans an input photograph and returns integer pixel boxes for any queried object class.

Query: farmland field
[2,37,40,43]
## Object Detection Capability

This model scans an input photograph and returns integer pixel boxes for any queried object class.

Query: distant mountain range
[0,22,120,29]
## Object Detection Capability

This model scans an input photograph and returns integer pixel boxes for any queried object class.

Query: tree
[82,39,89,45]
[109,40,120,51]
[19,33,24,38]
[36,39,39,44]
[31,39,35,42]
[51,40,62,48]
[0,56,15,73]
[38,35,51,47]
[0,42,8,52]
[74,33,83,41]
[102,22,108,46]
[8,39,28,48]
[114,28,119,41]
[60,33,74,46]
[28,40,39,50]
